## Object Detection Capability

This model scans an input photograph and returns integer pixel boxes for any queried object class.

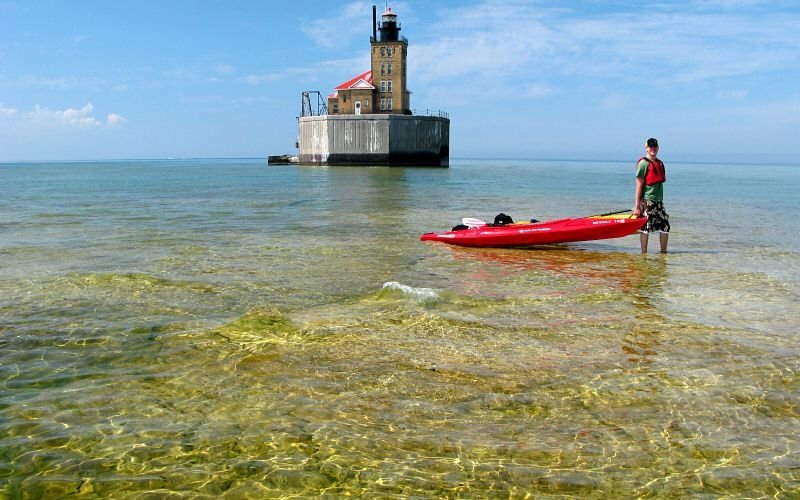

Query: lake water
[1,158,798,497]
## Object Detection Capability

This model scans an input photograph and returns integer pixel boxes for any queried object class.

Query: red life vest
[638,157,666,186]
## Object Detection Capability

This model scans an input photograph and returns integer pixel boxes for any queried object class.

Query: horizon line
[1,155,797,168]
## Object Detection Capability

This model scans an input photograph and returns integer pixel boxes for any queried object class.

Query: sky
[1,0,799,162]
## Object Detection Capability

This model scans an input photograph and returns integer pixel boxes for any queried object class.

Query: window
[380,98,386,111]
[381,63,385,75]
[388,63,392,75]
[381,81,386,92]
[388,98,393,111]
[333,103,339,114]
[387,47,393,57]
[380,47,385,57]
[365,99,369,108]
[387,80,392,93]
[342,94,347,102]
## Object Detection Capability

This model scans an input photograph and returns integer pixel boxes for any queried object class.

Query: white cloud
[522,83,554,99]
[0,103,17,117]
[409,1,800,89]
[241,55,369,87]
[718,89,749,100]
[156,63,235,85]
[302,1,373,49]
[161,67,190,81]
[21,103,126,128]
[598,93,628,111]
[107,113,127,126]
[2,75,107,90]
[16,75,72,89]
[725,96,800,126]
[240,73,284,85]
[215,63,235,75]
[696,0,774,7]
[25,103,102,127]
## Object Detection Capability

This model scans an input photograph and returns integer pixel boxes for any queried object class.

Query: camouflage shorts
[641,201,670,233]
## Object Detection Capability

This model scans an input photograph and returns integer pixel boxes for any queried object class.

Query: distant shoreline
[2,155,798,167]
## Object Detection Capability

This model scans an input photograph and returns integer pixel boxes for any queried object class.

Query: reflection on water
[1,159,798,497]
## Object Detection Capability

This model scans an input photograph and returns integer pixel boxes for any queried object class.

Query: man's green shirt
[636,159,664,202]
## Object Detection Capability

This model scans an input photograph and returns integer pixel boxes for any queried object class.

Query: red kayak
[420,213,646,248]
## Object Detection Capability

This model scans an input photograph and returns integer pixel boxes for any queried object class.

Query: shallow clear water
[1,159,798,497]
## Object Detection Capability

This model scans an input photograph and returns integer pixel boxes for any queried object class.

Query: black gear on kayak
[451,224,469,231]
[493,213,514,225]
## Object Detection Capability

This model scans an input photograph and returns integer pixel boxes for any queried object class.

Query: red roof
[334,70,373,91]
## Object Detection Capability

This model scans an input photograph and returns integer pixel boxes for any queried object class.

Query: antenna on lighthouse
[372,5,377,41]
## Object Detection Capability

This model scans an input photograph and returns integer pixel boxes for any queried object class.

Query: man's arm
[634,176,645,217]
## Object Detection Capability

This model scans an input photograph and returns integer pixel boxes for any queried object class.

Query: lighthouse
[327,6,410,116]
[291,5,450,167]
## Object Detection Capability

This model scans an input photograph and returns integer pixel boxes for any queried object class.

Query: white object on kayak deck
[462,217,486,227]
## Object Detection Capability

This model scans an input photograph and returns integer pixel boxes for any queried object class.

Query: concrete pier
[297,114,449,167]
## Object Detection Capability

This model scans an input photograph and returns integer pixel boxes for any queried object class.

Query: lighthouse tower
[370,7,409,114]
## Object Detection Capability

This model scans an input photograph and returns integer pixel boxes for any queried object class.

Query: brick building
[327,7,410,116]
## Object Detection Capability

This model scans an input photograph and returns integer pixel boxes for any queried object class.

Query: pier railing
[412,109,449,119]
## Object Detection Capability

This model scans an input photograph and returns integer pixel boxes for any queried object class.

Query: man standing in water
[633,138,669,253]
